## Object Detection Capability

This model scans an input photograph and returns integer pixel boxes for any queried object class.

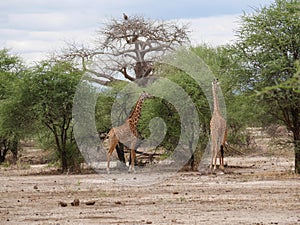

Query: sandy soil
[0,154,299,225]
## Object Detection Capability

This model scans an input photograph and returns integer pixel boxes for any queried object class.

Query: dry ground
[0,127,300,225]
[0,155,299,225]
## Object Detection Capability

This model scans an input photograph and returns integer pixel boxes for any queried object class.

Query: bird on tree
[123,13,128,20]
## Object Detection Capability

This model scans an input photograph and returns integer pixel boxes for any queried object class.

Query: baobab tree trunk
[134,62,153,79]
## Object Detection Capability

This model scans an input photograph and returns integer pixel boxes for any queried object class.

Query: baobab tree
[63,14,190,86]
[64,14,190,167]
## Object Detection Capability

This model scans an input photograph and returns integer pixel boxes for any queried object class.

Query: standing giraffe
[106,92,153,173]
[210,78,227,172]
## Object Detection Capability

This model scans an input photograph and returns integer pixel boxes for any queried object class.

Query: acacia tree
[20,61,83,172]
[64,15,189,86]
[0,49,25,163]
[233,0,300,173]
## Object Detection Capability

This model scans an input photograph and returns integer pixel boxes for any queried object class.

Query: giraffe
[210,78,227,172]
[106,92,153,173]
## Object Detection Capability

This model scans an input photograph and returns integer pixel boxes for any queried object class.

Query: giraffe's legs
[210,138,217,173]
[128,141,136,173]
[220,130,227,170]
[128,149,136,173]
[219,145,224,170]
[213,150,218,172]
[107,134,118,174]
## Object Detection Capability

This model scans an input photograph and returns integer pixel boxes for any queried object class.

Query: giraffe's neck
[128,96,144,128]
[212,82,220,114]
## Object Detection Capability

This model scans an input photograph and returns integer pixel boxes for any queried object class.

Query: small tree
[20,61,83,172]
[233,0,300,173]
[0,49,25,163]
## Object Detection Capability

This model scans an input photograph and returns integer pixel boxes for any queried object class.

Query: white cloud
[2,26,96,63]
[4,15,240,64]
[1,0,274,64]
[181,14,240,47]
[5,11,100,31]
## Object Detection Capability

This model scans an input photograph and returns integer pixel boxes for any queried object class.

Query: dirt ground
[0,154,299,225]
[1,127,300,225]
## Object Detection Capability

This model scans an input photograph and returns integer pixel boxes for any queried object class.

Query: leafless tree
[63,15,190,86]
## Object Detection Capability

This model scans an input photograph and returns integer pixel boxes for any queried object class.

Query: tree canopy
[0,49,25,163]
[232,0,300,173]
[63,15,190,86]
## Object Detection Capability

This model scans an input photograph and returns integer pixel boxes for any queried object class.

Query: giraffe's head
[140,91,154,100]
[212,78,220,86]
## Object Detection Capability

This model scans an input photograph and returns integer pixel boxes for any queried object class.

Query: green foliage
[93,81,130,134]
[95,92,115,133]
[0,49,23,74]
[25,61,82,124]
[93,64,210,168]
[139,97,181,152]
[192,45,249,145]
[233,0,300,126]
[232,0,300,172]
[0,49,25,163]
[17,60,84,172]
[235,0,299,91]
[140,65,211,164]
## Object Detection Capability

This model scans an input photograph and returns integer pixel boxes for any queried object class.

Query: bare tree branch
[61,15,190,86]
[119,67,135,81]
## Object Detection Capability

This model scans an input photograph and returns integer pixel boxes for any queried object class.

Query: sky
[0,0,275,64]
